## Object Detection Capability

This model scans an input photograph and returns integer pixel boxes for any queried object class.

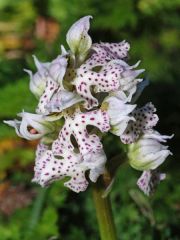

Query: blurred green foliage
[0,0,179,239]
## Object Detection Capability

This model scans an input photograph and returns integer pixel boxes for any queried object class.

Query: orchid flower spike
[4,16,173,195]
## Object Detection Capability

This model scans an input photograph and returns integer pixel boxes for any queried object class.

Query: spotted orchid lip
[52,109,110,157]
[32,145,89,193]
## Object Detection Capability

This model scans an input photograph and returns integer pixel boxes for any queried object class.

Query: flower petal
[52,109,110,156]
[74,60,124,109]
[33,149,88,192]
[33,143,49,182]
[116,60,145,101]
[36,78,59,114]
[25,54,68,98]
[121,102,159,144]
[82,149,107,182]
[66,16,92,61]
[137,170,166,196]
[45,89,83,113]
[4,112,54,140]
[4,119,22,137]
[92,40,130,60]
[128,130,173,171]
[24,58,48,98]
[48,55,68,86]
[131,79,149,103]
[105,91,136,136]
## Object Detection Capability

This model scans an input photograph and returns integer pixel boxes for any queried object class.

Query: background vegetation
[0,0,179,239]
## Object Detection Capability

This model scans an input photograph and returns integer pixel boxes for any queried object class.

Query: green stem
[24,187,48,240]
[93,174,117,240]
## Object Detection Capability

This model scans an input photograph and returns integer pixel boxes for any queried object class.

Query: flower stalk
[93,172,117,240]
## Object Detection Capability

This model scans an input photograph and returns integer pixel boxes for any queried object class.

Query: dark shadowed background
[0,0,179,239]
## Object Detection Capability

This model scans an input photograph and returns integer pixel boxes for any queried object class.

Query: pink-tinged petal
[80,51,110,70]
[36,143,49,159]
[36,78,59,114]
[92,40,130,60]
[32,149,88,193]
[121,102,159,144]
[73,57,144,109]
[137,170,166,196]
[74,60,124,109]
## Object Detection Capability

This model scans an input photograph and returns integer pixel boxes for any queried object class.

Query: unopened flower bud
[128,130,173,171]
[66,16,92,62]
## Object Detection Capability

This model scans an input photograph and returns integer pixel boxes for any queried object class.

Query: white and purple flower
[4,16,173,194]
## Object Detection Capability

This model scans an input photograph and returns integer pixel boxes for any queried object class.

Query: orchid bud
[128,130,173,171]
[66,16,92,62]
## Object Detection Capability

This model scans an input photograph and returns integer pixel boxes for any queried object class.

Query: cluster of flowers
[5,16,173,195]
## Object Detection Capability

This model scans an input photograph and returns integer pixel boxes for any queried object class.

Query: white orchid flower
[4,112,55,140]
[25,54,68,98]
